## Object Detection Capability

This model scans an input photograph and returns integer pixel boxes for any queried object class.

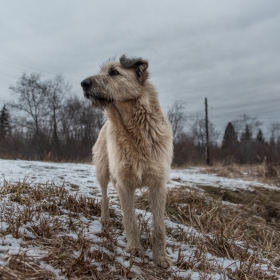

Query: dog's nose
[81,79,92,90]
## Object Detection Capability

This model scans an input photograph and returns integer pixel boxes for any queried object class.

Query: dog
[81,55,173,268]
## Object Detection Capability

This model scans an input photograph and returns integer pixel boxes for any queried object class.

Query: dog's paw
[126,245,144,258]
[154,254,172,269]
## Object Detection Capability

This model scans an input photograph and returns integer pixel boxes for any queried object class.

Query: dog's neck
[105,90,154,124]
[105,83,164,144]
[105,100,135,125]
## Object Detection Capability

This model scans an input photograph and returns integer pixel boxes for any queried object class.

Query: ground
[0,159,279,279]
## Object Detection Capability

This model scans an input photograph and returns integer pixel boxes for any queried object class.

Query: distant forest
[0,73,280,166]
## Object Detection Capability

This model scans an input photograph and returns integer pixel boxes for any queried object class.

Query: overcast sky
[1,0,279,136]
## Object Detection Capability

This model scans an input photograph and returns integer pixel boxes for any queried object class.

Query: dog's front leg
[100,182,110,224]
[117,184,144,257]
[149,185,172,268]
[96,166,110,224]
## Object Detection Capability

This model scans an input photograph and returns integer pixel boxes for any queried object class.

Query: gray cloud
[0,0,279,135]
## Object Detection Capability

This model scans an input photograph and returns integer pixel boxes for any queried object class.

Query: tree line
[169,102,280,165]
[0,73,279,165]
[0,73,103,161]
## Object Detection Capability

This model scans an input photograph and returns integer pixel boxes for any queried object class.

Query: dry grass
[0,181,174,279]
[136,186,280,279]
[0,178,280,279]
[204,162,280,186]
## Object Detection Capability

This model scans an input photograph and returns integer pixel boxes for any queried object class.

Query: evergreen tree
[255,128,266,163]
[256,128,265,142]
[0,105,10,140]
[222,122,238,150]
[240,124,253,163]
[240,124,252,142]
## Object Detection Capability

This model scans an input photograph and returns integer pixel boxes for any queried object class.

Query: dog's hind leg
[149,185,172,268]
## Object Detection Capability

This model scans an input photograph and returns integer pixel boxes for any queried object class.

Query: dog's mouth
[84,91,114,108]
[94,95,114,103]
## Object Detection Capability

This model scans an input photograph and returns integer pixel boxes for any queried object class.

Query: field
[0,159,280,279]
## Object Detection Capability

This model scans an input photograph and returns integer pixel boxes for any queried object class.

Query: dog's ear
[120,55,149,83]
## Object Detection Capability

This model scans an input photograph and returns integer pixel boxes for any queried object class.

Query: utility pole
[205,98,210,165]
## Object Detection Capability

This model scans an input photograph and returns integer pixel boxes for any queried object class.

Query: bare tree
[190,113,219,146]
[9,73,49,133]
[59,96,104,160]
[45,75,71,156]
[269,122,280,142]
[8,73,51,158]
[167,101,187,141]
[232,114,262,140]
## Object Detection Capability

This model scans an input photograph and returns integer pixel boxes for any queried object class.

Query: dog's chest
[107,121,161,178]
[108,122,151,160]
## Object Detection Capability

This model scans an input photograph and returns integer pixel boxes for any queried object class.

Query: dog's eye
[109,69,120,76]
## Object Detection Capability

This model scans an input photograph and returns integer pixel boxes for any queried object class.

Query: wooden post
[205,98,210,165]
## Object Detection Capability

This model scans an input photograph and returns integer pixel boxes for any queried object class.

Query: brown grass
[136,186,280,279]
[0,178,280,279]
[204,162,280,186]
[0,181,174,279]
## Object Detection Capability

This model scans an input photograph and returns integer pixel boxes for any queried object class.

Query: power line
[0,72,19,79]
[0,58,55,75]
[0,58,81,83]
[0,77,13,83]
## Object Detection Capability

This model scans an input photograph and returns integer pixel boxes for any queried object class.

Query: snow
[0,222,9,232]
[0,159,279,279]
[169,168,278,191]
[1,160,277,198]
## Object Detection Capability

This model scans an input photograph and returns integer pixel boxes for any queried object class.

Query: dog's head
[81,55,149,108]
